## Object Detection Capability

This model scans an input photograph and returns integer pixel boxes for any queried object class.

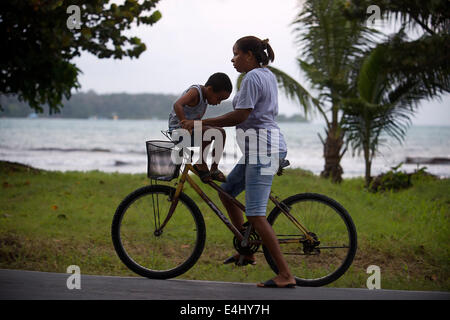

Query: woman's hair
[205,72,233,93]
[235,36,275,66]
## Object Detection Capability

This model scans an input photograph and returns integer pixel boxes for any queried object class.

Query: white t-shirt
[233,67,287,156]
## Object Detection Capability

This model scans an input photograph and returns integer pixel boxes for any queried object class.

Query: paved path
[0,269,448,300]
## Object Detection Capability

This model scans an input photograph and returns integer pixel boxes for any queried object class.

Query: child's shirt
[168,85,208,132]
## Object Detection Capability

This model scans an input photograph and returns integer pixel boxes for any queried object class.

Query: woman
[181,36,295,288]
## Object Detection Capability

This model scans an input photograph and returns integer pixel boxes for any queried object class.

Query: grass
[0,161,449,291]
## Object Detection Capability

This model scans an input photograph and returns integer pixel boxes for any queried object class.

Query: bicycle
[111,136,357,287]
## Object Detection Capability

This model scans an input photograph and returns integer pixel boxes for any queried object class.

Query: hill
[0,91,307,122]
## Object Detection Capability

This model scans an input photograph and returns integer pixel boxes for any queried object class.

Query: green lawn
[1,161,448,291]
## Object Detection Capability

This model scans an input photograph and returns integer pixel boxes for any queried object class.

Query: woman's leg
[218,192,244,229]
[217,161,254,261]
[218,161,246,229]
[245,153,294,286]
[247,216,295,286]
[219,192,255,263]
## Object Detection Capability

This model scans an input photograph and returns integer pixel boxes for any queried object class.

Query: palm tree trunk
[365,159,372,187]
[320,98,345,183]
[364,146,372,187]
[363,127,372,187]
[320,123,344,183]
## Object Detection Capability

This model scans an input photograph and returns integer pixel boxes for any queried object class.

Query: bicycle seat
[277,159,290,176]
[280,159,290,168]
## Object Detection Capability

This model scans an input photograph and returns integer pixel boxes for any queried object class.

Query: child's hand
[181,119,195,131]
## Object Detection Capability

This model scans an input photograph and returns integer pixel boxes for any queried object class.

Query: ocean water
[0,118,449,178]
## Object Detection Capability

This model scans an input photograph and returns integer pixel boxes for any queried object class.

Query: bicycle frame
[155,162,315,245]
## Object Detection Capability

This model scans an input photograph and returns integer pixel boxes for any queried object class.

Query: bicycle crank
[302,232,321,255]
[233,224,261,256]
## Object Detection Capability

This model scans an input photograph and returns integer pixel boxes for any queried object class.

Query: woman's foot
[257,275,296,288]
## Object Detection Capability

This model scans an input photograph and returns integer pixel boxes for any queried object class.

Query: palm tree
[342,43,428,186]
[290,0,377,183]
[343,0,450,98]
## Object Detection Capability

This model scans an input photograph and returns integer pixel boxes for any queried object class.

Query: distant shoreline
[1,92,310,122]
[0,115,308,123]
[2,117,450,127]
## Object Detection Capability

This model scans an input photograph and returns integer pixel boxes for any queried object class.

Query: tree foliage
[293,0,378,107]
[0,0,162,113]
[342,45,429,186]
[343,0,450,98]
[291,0,378,183]
[340,0,449,185]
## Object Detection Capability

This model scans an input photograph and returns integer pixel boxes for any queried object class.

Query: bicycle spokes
[150,191,161,233]
[113,186,205,278]
[266,194,356,286]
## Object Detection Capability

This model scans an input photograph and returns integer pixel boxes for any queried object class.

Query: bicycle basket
[146,140,181,181]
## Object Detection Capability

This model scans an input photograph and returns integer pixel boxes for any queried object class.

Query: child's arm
[196,108,206,120]
[173,88,200,122]
[181,109,252,130]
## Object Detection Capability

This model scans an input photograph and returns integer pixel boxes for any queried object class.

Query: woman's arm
[181,108,252,130]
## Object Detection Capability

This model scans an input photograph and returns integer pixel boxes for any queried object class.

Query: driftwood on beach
[405,157,450,165]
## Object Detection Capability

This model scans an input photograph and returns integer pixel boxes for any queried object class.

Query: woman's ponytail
[261,38,275,66]
[236,36,275,66]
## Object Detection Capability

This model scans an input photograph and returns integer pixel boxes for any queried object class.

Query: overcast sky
[73,0,449,125]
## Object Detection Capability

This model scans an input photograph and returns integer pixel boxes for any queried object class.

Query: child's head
[204,72,232,105]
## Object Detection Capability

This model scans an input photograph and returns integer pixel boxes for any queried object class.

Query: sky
[73,0,449,126]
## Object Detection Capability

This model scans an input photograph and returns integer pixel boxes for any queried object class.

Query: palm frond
[267,66,319,118]
[292,0,378,86]
[357,45,388,103]
[291,0,380,129]
[235,67,321,121]
[236,72,245,91]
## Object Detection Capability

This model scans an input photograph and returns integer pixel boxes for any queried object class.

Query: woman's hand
[202,109,251,128]
[181,119,196,131]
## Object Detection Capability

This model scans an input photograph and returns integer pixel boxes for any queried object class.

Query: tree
[343,0,450,99]
[342,43,428,186]
[291,0,377,183]
[0,0,162,114]
[340,0,449,186]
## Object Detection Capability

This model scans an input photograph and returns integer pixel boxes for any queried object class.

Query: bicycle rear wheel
[111,185,206,279]
[264,193,357,287]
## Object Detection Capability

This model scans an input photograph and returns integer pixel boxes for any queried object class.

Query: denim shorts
[221,152,287,217]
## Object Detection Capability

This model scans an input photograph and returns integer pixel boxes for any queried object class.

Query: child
[168,72,232,182]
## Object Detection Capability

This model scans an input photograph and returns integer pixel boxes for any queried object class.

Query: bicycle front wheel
[264,193,357,287]
[111,185,206,279]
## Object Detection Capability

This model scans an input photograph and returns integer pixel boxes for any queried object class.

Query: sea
[1,118,449,178]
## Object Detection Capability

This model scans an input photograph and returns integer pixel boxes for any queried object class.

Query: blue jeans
[221,152,287,217]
